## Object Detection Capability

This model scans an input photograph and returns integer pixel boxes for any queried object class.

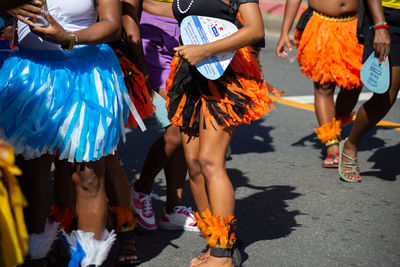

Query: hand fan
[360,52,390,94]
[180,15,238,80]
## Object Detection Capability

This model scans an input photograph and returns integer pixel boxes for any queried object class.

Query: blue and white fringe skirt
[0,44,142,162]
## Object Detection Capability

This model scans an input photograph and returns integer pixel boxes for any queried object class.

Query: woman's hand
[7,1,42,25]
[174,45,210,66]
[276,34,293,58]
[373,28,391,63]
[30,12,70,46]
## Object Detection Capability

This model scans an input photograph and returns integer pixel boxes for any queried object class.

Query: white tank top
[18,0,97,50]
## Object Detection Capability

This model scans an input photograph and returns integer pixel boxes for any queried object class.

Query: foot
[130,184,158,230]
[159,206,200,232]
[118,238,140,265]
[195,255,233,267]
[323,144,339,167]
[339,139,361,182]
[190,248,210,267]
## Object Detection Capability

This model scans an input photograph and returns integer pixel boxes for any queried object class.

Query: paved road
[112,36,400,267]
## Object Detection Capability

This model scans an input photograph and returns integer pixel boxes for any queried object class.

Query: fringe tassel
[315,118,342,144]
[27,219,60,260]
[165,46,282,130]
[114,49,155,128]
[62,229,116,267]
[108,206,137,232]
[294,9,363,89]
[193,209,236,249]
[49,205,76,233]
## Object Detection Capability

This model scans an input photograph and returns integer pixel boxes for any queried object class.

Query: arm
[122,0,150,77]
[275,0,302,57]
[30,0,122,47]
[367,0,390,62]
[175,3,264,66]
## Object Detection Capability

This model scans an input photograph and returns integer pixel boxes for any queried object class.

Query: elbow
[110,25,122,41]
[253,27,265,43]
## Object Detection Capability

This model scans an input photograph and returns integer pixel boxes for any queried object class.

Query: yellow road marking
[269,95,400,131]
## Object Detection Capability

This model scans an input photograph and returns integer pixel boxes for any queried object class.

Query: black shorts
[362,7,400,66]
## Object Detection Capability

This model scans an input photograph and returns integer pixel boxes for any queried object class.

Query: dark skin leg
[134,88,187,213]
[196,113,235,267]
[18,154,53,267]
[314,82,338,164]
[54,159,75,210]
[181,129,211,267]
[47,159,75,264]
[182,112,235,267]
[341,66,400,181]
[104,153,138,263]
[314,82,362,165]
[71,159,107,240]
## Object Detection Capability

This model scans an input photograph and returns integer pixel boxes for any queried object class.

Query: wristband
[61,32,77,52]
[373,24,389,30]
[369,21,387,30]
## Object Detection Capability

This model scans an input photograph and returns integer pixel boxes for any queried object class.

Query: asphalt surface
[111,36,400,267]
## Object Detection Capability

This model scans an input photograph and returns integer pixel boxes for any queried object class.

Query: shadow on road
[291,125,392,159]
[230,119,275,155]
[228,168,302,262]
[363,142,400,181]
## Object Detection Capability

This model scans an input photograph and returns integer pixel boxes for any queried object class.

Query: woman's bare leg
[341,66,400,181]
[314,82,338,165]
[72,159,107,239]
[104,153,138,263]
[164,143,188,213]
[196,113,235,267]
[134,124,185,196]
[180,128,210,267]
[18,154,53,267]
[54,159,75,210]
[335,87,362,120]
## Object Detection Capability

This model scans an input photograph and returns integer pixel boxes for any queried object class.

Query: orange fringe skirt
[113,48,154,128]
[294,9,363,89]
[165,47,280,130]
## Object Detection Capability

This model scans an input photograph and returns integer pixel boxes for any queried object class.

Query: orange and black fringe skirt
[165,47,281,131]
[294,8,363,90]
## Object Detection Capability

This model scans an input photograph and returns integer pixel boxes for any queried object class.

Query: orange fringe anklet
[193,209,236,249]
[315,118,342,145]
[108,206,137,233]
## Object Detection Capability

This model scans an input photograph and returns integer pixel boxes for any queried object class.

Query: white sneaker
[159,206,200,232]
[130,184,159,230]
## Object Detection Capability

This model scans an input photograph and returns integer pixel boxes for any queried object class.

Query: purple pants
[140,11,180,91]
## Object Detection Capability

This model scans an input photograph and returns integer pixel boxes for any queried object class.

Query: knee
[72,165,102,197]
[315,83,335,96]
[185,155,202,180]
[198,156,217,180]
[164,127,182,148]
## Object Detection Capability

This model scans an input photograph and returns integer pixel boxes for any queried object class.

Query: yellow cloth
[154,0,173,2]
[0,140,28,267]
[382,0,400,9]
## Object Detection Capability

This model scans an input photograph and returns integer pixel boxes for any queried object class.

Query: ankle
[133,182,151,195]
[165,202,182,214]
[343,138,358,152]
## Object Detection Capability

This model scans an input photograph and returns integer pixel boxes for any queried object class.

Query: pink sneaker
[130,184,159,230]
[159,206,199,232]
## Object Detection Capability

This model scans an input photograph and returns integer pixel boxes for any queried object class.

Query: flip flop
[322,152,339,168]
[338,138,361,183]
